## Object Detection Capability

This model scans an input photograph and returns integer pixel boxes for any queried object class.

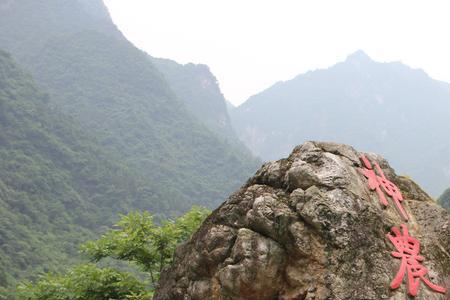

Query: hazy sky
[103,0,450,106]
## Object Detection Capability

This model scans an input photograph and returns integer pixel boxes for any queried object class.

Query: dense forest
[22,29,258,211]
[150,57,237,141]
[0,49,163,296]
[0,0,259,213]
[0,0,259,297]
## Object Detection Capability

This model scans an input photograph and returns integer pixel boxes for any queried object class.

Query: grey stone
[155,142,450,300]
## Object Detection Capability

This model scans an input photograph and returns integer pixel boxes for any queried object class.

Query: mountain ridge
[150,56,239,142]
[231,50,450,196]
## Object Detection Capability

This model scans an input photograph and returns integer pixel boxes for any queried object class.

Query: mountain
[225,100,235,115]
[155,142,450,300]
[231,50,450,196]
[150,57,237,141]
[150,57,256,160]
[0,0,121,61]
[0,0,260,295]
[0,49,158,295]
[439,188,450,211]
[0,0,259,211]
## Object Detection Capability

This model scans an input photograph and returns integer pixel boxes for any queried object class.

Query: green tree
[17,206,210,299]
[17,264,151,300]
[82,206,210,286]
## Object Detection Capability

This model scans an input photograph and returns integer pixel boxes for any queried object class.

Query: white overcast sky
[103,0,450,106]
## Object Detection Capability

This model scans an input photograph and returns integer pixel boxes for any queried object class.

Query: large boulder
[155,142,450,300]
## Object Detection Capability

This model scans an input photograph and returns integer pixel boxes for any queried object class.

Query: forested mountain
[0,0,258,211]
[0,50,157,295]
[0,0,259,296]
[439,188,450,211]
[231,50,450,196]
[225,100,236,114]
[0,0,121,60]
[150,57,237,142]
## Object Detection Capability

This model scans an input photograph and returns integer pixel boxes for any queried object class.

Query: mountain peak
[345,50,373,64]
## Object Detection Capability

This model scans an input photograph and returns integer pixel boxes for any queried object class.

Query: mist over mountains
[231,50,450,196]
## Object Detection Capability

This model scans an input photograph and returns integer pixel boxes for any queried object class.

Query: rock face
[155,142,450,300]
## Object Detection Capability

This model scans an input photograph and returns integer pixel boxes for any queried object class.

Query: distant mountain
[439,188,450,211]
[150,58,236,140]
[0,49,156,295]
[0,0,259,212]
[150,57,255,160]
[231,50,450,196]
[225,100,236,114]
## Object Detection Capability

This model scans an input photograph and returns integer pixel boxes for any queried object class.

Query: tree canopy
[17,206,210,300]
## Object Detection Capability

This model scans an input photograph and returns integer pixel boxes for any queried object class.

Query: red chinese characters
[359,155,409,221]
[387,224,447,297]
[358,153,446,297]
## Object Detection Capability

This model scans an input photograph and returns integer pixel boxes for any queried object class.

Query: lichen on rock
[154,142,450,300]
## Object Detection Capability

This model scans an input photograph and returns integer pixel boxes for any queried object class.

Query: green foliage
[0,0,258,295]
[150,57,258,161]
[25,30,258,211]
[0,0,259,214]
[151,58,235,140]
[16,207,210,299]
[82,206,210,286]
[438,188,450,211]
[16,264,152,300]
[0,50,161,296]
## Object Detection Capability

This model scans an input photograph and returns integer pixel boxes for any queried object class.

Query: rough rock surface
[155,142,450,300]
